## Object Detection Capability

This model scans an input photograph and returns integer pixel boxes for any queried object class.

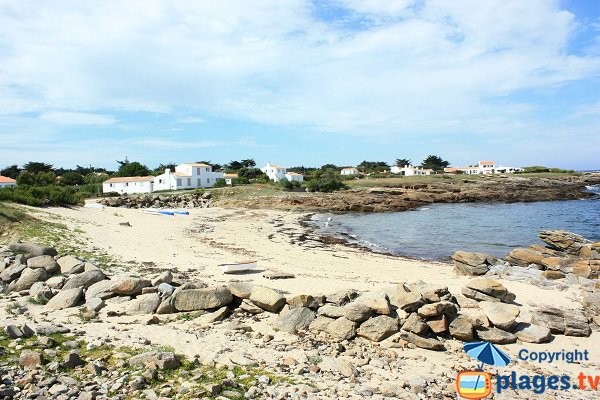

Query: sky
[0,0,599,171]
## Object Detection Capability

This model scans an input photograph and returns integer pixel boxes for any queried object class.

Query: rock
[287,294,320,310]
[227,282,254,299]
[85,297,105,312]
[151,271,172,286]
[309,316,334,332]
[318,357,357,377]
[540,257,565,270]
[564,313,591,337]
[451,251,491,275]
[9,242,57,257]
[464,278,516,303]
[30,282,54,301]
[239,299,263,314]
[62,270,106,290]
[26,255,60,274]
[505,248,544,266]
[126,293,161,315]
[157,282,175,297]
[407,282,450,303]
[326,317,357,341]
[449,315,474,341]
[479,301,520,330]
[34,324,70,335]
[262,271,295,280]
[156,298,175,314]
[317,304,345,318]
[195,306,229,325]
[417,301,457,318]
[45,275,66,289]
[274,307,316,333]
[354,292,391,315]
[62,351,85,368]
[541,270,565,280]
[461,287,500,303]
[129,352,180,370]
[172,287,232,311]
[109,277,152,295]
[12,267,48,291]
[389,284,423,312]
[582,292,600,316]
[401,313,429,335]
[475,327,517,344]
[531,312,565,334]
[357,315,399,342]
[539,230,589,255]
[228,352,257,367]
[5,325,24,339]
[426,314,448,334]
[326,289,359,306]
[46,288,83,310]
[85,280,115,300]
[0,263,26,282]
[513,323,552,343]
[19,350,43,368]
[400,332,444,350]
[249,286,286,313]
[57,255,84,274]
[565,259,593,278]
[343,302,373,322]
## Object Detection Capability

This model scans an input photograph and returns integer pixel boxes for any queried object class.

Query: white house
[390,165,434,176]
[0,176,17,188]
[153,163,224,191]
[341,167,359,175]
[102,176,154,194]
[444,161,523,175]
[285,172,304,183]
[260,162,304,183]
[224,173,238,186]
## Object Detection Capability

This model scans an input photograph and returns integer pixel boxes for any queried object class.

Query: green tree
[1,165,21,179]
[225,161,244,171]
[61,172,85,186]
[16,171,35,186]
[395,158,412,167]
[115,161,151,177]
[320,163,338,171]
[238,167,264,180]
[241,159,256,168]
[306,169,347,192]
[23,162,53,174]
[357,161,390,174]
[420,155,450,172]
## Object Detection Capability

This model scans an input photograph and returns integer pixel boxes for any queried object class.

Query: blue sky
[0,0,599,171]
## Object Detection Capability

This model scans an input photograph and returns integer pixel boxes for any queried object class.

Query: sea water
[311,185,600,260]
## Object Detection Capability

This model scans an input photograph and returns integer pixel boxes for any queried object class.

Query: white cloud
[176,116,206,124]
[39,111,116,125]
[0,0,598,138]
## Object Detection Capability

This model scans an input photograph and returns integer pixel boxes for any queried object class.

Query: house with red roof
[0,176,17,188]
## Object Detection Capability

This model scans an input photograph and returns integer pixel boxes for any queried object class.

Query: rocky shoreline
[0,228,598,399]
[219,173,600,213]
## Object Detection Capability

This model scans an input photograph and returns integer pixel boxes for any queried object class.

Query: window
[177,178,182,186]
[159,179,163,184]
[206,178,209,183]
[109,183,113,187]
[187,178,191,186]
[125,183,129,186]
[197,168,201,174]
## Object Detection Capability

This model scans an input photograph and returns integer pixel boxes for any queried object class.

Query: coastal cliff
[217,173,600,213]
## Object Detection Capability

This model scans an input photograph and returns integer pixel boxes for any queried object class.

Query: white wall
[0,182,17,188]
[102,180,153,194]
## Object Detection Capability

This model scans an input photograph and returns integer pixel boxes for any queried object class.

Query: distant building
[153,163,224,191]
[390,165,434,176]
[341,167,359,175]
[260,162,304,183]
[224,173,238,186]
[0,176,17,188]
[102,176,154,194]
[444,161,523,175]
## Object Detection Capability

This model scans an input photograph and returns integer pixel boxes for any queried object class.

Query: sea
[310,184,600,260]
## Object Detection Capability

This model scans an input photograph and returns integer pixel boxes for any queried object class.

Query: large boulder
[0,263,26,282]
[227,282,254,299]
[354,292,391,315]
[401,313,429,335]
[505,248,544,266]
[464,278,516,303]
[564,313,591,337]
[317,304,345,318]
[326,317,357,341]
[539,230,589,255]
[26,256,60,275]
[129,352,179,370]
[11,267,47,291]
[62,270,106,290]
[449,315,474,341]
[9,242,57,257]
[46,288,83,310]
[389,284,424,312]
[417,301,458,318]
[57,255,84,274]
[400,332,444,350]
[475,327,517,344]
[513,323,551,343]
[343,302,373,322]
[478,301,520,330]
[126,293,161,315]
[109,277,151,296]
[326,289,359,306]
[85,280,115,300]
[249,286,286,313]
[357,315,399,342]
[530,311,565,334]
[451,251,494,275]
[172,287,232,312]
[274,307,315,333]
[287,294,321,310]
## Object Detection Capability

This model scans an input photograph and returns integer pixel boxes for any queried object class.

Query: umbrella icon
[464,341,511,370]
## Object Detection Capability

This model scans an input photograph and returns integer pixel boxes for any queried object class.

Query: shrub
[0,185,84,206]
[278,178,301,190]
[305,169,347,192]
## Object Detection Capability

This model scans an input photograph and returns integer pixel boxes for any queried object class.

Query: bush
[305,169,347,192]
[232,176,250,185]
[278,178,301,190]
[0,185,84,206]
[253,175,270,184]
[214,178,227,188]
